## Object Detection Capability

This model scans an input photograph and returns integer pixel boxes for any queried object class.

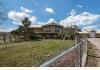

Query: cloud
[82,25,98,31]
[20,6,33,13]
[69,9,77,16]
[8,7,37,26]
[29,16,37,23]
[7,27,18,32]
[12,21,22,25]
[77,5,83,8]
[31,18,57,25]
[36,18,57,25]
[0,26,18,32]
[47,18,57,23]
[37,22,46,25]
[8,11,29,23]
[60,10,100,27]
[45,7,54,14]
[83,26,97,30]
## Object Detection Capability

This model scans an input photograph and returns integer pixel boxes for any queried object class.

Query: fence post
[75,34,81,67]
[80,42,83,67]
[9,35,12,42]
[75,47,77,66]
[75,34,80,44]
[81,39,88,67]
[82,39,88,66]
[3,33,6,43]
[75,46,81,67]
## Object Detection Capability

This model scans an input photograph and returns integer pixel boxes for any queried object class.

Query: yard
[0,39,74,67]
[86,42,97,66]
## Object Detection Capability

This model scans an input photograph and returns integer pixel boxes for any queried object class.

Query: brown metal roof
[42,22,63,27]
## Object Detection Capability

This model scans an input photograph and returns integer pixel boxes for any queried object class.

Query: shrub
[30,32,42,40]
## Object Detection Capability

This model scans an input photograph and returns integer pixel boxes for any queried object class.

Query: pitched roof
[30,25,42,28]
[42,22,63,27]
[78,31,89,34]
[89,30,96,32]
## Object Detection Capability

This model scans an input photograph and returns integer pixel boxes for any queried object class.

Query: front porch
[38,32,59,39]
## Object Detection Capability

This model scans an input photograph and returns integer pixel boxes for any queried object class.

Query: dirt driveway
[88,38,100,66]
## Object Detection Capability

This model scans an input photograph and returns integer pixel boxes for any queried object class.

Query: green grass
[0,39,74,67]
[86,42,97,67]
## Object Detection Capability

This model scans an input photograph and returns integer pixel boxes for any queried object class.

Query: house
[78,30,100,38]
[29,22,78,39]
[89,30,96,38]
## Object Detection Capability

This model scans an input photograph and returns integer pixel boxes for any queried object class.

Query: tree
[60,32,76,40]
[58,31,67,40]
[22,17,31,41]
[73,25,81,32]
[58,25,78,41]
[11,18,32,42]
[18,26,24,36]
[11,29,19,42]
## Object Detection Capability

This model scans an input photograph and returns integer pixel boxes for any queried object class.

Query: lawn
[0,39,74,67]
[86,42,97,67]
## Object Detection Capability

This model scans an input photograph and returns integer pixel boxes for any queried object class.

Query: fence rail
[40,39,88,67]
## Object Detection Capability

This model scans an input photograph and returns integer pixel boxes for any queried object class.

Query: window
[55,27,61,32]
[44,27,50,32]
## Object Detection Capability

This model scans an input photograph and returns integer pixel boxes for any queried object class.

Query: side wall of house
[96,33,100,38]
[32,28,43,33]
[79,33,100,38]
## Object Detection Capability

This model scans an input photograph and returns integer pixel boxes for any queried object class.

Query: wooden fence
[0,32,24,44]
[40,38,88,67]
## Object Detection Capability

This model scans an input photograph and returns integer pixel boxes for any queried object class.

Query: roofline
[30,27,42,28]
[42,24,63,27]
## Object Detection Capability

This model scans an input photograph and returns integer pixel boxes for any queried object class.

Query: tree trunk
[9,35,12,42]
[63,35,67,41]
[24,28,30,41]
[3,35,6,43]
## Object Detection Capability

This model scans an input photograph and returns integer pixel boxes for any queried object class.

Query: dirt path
[88,38,100,66]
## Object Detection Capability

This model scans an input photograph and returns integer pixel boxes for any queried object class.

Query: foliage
[73,25,81,31]
[10,29,20,42]
[22,18,31,28]
[58,31,76,40]
[63,32,76,40]
[10,29,19,36]
[58,25,79,40]
[11,17,32,41]
[22,17,31,41]
[30,32,42,40]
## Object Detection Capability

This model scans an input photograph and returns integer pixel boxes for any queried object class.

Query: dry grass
[0,39,74,67]
[86,41,97,67]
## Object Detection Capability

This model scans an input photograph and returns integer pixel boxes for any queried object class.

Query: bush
[30,32,42,40]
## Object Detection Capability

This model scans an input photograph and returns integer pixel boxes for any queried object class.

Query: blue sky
[0,0,100,32]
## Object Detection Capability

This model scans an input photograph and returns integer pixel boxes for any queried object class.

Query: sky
[0,0,100,32]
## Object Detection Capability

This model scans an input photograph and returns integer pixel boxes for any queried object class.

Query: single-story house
[78,30,100,38]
